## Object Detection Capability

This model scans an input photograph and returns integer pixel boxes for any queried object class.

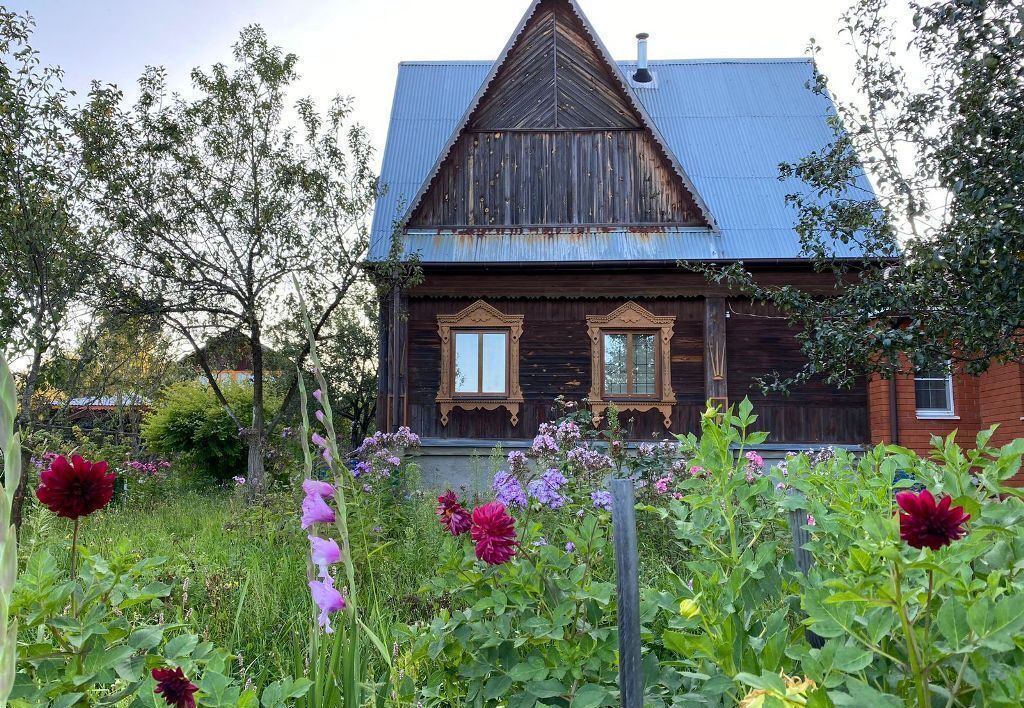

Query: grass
[19,480,450,684]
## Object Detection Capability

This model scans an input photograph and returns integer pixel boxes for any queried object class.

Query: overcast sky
[17,0,890,170]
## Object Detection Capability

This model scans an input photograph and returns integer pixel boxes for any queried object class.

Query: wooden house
[369,0,877,482]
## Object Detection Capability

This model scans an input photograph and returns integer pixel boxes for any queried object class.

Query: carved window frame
[437,300,524,426]
[586,302,676,428]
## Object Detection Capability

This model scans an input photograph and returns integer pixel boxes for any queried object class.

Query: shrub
[142,381,282,482]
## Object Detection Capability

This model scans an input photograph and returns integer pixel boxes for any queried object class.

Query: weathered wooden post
[788,499,825,649]
[611,477,642,707]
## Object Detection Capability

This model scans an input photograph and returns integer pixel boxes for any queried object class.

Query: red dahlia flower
[436,489,472,536]
[470,501,518,565]
[896,489,970,550]
[152,667,198,708]
[35,454,116,519]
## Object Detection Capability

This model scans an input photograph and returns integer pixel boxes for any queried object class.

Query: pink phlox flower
[654,476,673,494]
[806,514,816,527]
[507,450,529,475]
[530,434,559,457]
[688,465,705,477]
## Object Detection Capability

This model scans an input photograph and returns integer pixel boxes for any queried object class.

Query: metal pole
[611,478,642,707]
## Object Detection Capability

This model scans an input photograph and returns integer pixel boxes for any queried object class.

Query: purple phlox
[654,476,673,494]
[591,490,613,511]
[555,420,581,446]
[637,443,657,459]
[566,447,614,476]
[352,461,371,478]
[537,422,557,437]
[232,476,246,486]
[565,541,576,553]
[308,535,341,578]
[688,465,705,478]
[362,483,372,493]
[507,450,529,475]
[806,514,817,527]
[532,537,547,547]
[493,471,528,508]
[526,468,567,509]
[530,434,559,457]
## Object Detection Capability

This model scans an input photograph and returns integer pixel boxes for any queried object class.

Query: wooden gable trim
[436,300,525,426]
[399,0,717,232]
[585,301,677,427]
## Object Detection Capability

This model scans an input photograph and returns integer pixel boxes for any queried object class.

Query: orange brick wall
[869,362,1024,458]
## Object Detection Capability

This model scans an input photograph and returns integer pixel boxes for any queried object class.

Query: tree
[81,26,377,495]
[699,0,1023,390]
[0,9,107,528]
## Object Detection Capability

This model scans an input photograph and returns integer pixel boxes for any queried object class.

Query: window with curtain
[914,363,954,416]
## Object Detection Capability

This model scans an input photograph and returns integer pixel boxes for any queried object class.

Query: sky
[17,0,882,171]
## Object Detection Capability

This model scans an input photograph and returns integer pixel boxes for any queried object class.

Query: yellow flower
[738,673,817,707]
[678,599,700,619]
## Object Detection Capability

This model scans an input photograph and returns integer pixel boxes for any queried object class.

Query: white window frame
[915,363,956,419]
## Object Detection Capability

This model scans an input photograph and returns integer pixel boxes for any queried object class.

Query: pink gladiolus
[315,410,325,424]
[301,493,336,529]
[313,389,323,402]
[311,433,329,449]
[302,479,334,498]
[322,448,332,463]
[309,576,346,633]
[308,535,341,578]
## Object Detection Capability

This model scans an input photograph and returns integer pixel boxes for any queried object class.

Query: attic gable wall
[408,0,708,229]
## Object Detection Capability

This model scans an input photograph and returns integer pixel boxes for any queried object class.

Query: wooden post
[704,297,728,411]
[611,478,642,707]
[788,502,826,649]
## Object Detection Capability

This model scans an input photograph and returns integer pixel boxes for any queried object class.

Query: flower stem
[70,517,81,616]
[892,564,930,706]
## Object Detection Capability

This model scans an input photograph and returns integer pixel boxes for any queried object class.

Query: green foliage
[1,352,23,707]
[142,381,281,482]
[695,0,1024,390]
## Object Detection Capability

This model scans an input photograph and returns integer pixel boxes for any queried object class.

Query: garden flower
[806,514,816,527]
[35,454,116,519]
[301,493,336,529]
[745,450,764,470]
[526,468,567,509]
[493,471,528,508]
[470,501,518,565]
[232,476,246,486]
[308,535,342,578]
[530,433,559,457]
[565,542,575,552]
[302,479,335,498]
[896,489,970,550]
[152,667,199,708]
[506,450,529,475]
[309,576,346,633]
[654,476,673,494]
[312,388,323,402]
[533,537,547,547]
[436,490,472,536]
[688,465,705,477]
[678,598,700,619]
[315,410,325,424]
[311,432,329,449]
[567,447,614,476]
[591,490,613,511]
[352,461,371,478]
[738,673,817,707]
[555,420,581,446]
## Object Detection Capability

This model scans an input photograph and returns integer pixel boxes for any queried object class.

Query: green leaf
[128,625,164,651]
[571,683,615,708]
[526,678,567,699]
[936,598,970,652]
[484,675,513,701]
[163,633,199,659]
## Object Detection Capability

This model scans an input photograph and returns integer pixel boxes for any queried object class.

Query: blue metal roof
[368,58,875,263]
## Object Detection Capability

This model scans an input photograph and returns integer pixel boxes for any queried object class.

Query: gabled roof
[369,57,876,264]
[401,0,715,232]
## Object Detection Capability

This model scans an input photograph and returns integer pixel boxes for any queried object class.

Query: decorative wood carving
[585,301,676,428]
[704,297,728,404]
[436,300,524,426]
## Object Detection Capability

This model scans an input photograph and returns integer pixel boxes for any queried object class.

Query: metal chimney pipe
[632,33,652,83]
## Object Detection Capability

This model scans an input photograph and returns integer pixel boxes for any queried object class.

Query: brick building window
[915,363,955,418]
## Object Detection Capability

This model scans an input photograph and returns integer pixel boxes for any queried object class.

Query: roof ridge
[397,57,812,67]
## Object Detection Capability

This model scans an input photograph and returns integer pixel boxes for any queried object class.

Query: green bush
[142,381,281,482]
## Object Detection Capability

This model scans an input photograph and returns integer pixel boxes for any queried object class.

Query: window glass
[481,333,507,393]
[454,332,479,393]
[915,363,953,413]
[632,333,656,395]
[603,334,628,395]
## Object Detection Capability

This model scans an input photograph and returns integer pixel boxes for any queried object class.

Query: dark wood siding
[409,130,703,227]
[402,290,867,444]
[726,301,868,443]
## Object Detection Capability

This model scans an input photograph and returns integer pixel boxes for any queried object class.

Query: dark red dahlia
[896,489,970,551]
[152,667,198,708]
[436,489,472,536]
[35,454,115,519]
[470,501,518,565]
